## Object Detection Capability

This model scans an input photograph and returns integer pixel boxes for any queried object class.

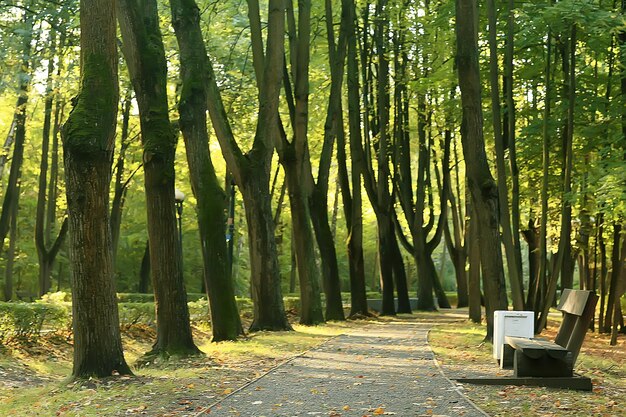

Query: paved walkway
[198,322,488,416]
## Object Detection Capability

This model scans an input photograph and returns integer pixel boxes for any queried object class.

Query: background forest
[0,0,624,377]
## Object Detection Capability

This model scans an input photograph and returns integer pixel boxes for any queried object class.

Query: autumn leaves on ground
[1,312,624,417]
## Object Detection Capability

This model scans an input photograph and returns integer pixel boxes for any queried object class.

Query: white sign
[493,310,534,360]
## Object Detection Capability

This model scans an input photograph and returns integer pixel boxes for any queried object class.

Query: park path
[196,321,488,417]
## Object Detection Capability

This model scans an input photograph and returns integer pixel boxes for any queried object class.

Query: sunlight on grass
[0,322,346,417]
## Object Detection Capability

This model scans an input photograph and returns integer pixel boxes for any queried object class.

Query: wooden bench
[457,289,598,391]
[501,289,598,388]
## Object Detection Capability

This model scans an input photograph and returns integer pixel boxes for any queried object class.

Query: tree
[61,0,131,378]
[486,0,524,310]
[455,0,508,339]
[343,0,370,317]
[276,0,324,325]
[35,25,68,296]
[118,0,200,356]
[170,0,243,341]
[202,0,291,331]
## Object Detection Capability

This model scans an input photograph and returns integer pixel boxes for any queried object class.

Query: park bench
[458,289,598,391]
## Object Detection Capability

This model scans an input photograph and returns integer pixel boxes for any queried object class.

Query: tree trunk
[455,0,508,340]
[610,232,625,345]
[3,188,18,301]
[110,88,132,265]
[486,0,524,310]
[242,172,292,330]
[537,25,577,333]
[170,0,242,341]
[118,0,199,356]
[344,0,370,317]
[35,29,69,297]
[194,0,290,331]
[305,0,348,322]
[468,203,482,323]
[0,11,32,254]
[61,0,131,378]
[139,240,150,293]
[535,29,553,313]
[604,224,622,332]
[599,214,607,331]
[278,0,325,325]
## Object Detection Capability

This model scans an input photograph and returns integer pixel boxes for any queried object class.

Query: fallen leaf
[373,407,385,415]
[343,405,351,411]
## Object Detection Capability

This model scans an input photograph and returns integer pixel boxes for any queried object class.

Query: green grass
[0,323,347,417]
[428,315,626,417]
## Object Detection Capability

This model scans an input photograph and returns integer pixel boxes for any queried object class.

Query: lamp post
[174,188,185,274]
[226,180,236,276]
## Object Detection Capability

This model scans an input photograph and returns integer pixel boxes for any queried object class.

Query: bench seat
[503,336,574,377]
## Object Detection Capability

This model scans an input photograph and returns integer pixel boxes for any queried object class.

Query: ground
[0,310,624,416]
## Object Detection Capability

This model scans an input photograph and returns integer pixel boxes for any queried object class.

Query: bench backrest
[554,289,598,364]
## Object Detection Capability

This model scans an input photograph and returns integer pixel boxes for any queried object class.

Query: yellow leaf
[187,384,195,389]
[343,405,351,411]
[223,388,233,395]
[373,407,385,415]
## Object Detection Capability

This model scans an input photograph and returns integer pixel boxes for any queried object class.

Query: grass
[1,309,624,416]
[428,313,626,417]
[0,322,347,417]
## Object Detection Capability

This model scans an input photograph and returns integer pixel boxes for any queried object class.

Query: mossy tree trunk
[170,0,243,341]
[118,0,199,356]
[455,0,509,340]
[277,0,324,325]
[61,0,131,378]
[196,0,290,331]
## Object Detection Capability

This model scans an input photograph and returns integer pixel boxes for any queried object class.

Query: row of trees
[0,0,624,378]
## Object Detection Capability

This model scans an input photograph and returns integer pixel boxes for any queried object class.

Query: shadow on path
[197,320,488,416]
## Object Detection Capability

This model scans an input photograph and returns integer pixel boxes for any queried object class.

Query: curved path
[196,321,488,416]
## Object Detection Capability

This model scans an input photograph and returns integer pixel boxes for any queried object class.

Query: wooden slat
[557,289,591,316]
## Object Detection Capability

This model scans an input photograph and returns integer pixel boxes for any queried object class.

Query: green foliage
[0,301,69,342]
[118,302,156,326]
[116,292,206,303]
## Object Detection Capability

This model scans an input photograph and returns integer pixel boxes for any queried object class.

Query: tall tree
[342,0,370,317]
[199,0,291,331]
[0,10,33,256]
[61,0,131,378]
[170,0,243,341]
[276,0,324,325]
[302,0,348,322]
[486,0,524,310]
[118,0,200,356]
[35,26,68,296]
[455,0,508,339]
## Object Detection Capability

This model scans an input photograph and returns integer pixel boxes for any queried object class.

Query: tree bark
[0,11,32,254]
[535,30,553,314]
[61,0,131,378]
[538,25,577,333]
[110,88,133,265]
[468,203,482,323]
[455,0,508,340]
[170,0,243,341]
[188,0,291,331]
[344,0,370,317]
[118,0,200,356]
[486,0,524,310]
[277,0,324,325]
